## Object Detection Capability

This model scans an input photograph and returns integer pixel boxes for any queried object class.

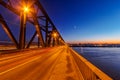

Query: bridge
[0,0,112,80]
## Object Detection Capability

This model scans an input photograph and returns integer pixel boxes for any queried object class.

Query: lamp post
[19,4,30,49]
[52,31,58,46]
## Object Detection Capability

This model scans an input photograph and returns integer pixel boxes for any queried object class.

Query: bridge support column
[38,36,40,48]
[19,12,26,49]
[48,34,51,47]
[45,20,48,47]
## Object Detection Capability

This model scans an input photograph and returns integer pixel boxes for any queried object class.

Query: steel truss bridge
[0,0,112,80]
[0,0,64,49]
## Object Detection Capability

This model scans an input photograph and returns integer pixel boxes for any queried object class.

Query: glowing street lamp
[52,32,58,46]
[19,1,32,49]
[23,6,30,13]
[53,33,57,38]
[59,38,61,41]
[52,32,58,38]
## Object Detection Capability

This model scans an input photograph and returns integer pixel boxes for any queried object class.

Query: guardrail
[70,48,112,80]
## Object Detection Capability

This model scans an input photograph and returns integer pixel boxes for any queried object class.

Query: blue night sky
[40,0,120,43]
[1,0,120,43]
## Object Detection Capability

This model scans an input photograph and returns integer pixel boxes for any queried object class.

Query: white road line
[0,56,42,75]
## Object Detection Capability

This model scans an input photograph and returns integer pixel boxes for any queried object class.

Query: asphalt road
[0,47,63,80]
[0,46,83,80]
[0,46,111,80]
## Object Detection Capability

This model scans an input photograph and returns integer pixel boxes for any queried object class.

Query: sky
[40,0,120,43]
[1,0,120,43]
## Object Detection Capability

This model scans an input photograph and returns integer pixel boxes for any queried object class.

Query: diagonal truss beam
[0,14,18,48]
[26,31,37,48]
[0,0,46,32]
[32,15,45,47]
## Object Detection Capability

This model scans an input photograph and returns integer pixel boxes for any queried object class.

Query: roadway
[0,46,112,80]
[0,46,84,80]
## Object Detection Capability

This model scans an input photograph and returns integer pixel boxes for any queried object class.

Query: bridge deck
[0,46,112,80]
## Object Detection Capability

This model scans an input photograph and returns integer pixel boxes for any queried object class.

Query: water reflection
[73,47,120,80]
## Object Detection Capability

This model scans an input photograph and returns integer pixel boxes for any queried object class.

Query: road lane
[0,46,64,80]
[0,48,52,61]
[0,47,60,72]
[48,47,84,80]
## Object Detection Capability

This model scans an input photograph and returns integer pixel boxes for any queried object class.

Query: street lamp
[52,31,58,38]
[19,4,31,49]
[23,6,30,13]
[52,31,58,46]
[53,32,57,38]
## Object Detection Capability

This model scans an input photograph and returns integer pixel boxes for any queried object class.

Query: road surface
[0,46,112,80]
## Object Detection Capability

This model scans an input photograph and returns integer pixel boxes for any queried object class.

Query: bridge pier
[19,12,27,49]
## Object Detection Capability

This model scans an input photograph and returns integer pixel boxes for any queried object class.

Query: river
[73,47,120,80]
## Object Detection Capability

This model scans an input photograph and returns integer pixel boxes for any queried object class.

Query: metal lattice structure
[0,0,65,49]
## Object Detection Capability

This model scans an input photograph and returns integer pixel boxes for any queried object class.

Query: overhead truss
[0,0,65,49]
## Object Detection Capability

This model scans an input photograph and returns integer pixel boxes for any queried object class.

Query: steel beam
[32,15,45,47]
[52,38,55,47]
[0,0,65,49]
[48,33,52,47]
[38,36,40,48]
[19,12,26,49]
[0,14,18,48]
[26,31,37,48]
[35,0,65,42]
[45,20,48,47]
[0,1,20,15]
[0,1,46,32]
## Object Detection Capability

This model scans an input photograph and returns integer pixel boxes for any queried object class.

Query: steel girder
[0,0,65,49]
[0,14,18,48]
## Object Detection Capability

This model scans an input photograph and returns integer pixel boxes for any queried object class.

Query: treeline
[68,43,120,47]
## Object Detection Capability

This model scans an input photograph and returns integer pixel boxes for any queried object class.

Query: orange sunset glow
[68,39,120,44]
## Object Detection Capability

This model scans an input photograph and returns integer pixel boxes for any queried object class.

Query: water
[73,47,120,80]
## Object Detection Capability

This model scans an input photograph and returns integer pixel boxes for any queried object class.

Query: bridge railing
[70,48,112,80]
